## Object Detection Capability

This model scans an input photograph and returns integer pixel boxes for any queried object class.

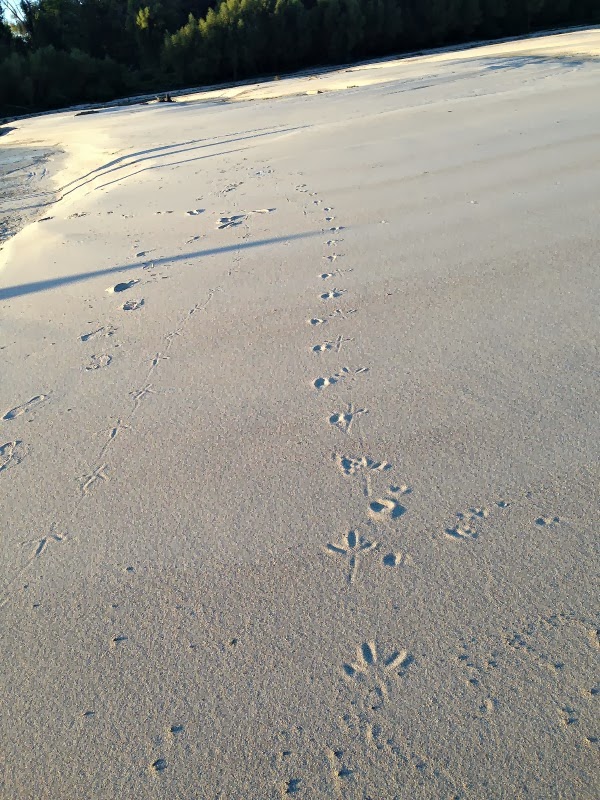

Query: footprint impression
[3,394,49,421]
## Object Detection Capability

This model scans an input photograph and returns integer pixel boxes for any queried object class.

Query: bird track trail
[0,289,220,606]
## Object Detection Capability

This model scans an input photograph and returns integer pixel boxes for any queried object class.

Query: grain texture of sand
[1,28,599,799]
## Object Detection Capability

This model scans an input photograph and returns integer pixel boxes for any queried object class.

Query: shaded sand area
[1,28,599,799]
[0,134,57,246]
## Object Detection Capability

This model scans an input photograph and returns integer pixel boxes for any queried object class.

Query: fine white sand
[1,29,599,799]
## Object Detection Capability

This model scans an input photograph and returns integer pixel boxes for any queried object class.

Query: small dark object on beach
[156,94,174,103]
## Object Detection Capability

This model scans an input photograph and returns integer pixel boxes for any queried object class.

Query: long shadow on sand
[0,230,323,301]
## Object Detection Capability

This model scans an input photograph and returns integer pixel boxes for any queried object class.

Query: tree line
[1,0,598,117]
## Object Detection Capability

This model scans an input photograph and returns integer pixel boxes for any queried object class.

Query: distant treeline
[1,0,598,117]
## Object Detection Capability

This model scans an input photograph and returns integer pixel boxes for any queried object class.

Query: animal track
[328,308,357,320]
[329,403,368,433]
[122,299,144,311]
[322,267,352,278]
[0,440,26,473]
[369,486,411,521]
[217,215,245,229]
[326,749,354,795]
[503,611,599,677]
[313,367,368,391]
[382,551,411,568]
[312,335,352,353]
[558,705,578,727]
[334,454,392,477]
[3,394,48,420]
[281,778,301,795]
[456,639,500,714]
[535,515,561,527]
[343,642,413,705]
[307,309,357,326]
[85,354,112,370]
[27,525,67,558]
[130,384,155,409]
[320,288,346,300]
[107,279,138,293]
[326,530,377,584]
[445,501,509,540]
[81,463,109,495]
[217,209,274,229]
[80,325,117,342]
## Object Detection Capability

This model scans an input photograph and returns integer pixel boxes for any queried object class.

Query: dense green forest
[1,0,598,117]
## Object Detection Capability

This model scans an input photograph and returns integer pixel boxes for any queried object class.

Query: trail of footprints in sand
[79,293,219,496]
[2,191,280,589]
[1,177,590,789]
[272,181,593,794]
[283,184,423,792]
[0,289,220,607]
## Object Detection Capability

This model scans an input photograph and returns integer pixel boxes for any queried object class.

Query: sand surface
[1,29,599,799]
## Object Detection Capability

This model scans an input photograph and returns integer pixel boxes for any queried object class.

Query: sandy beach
[1,29,599,799]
